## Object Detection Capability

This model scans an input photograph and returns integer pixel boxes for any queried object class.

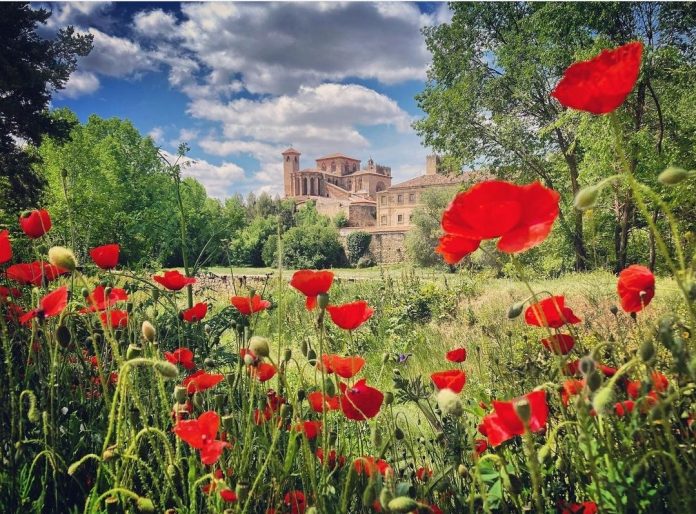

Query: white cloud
[80,28,154,77]
[40,2,114,31]
[57,71,100,98]
[133,9,178,38]
[148,126,165,143]
[161,151,246,199]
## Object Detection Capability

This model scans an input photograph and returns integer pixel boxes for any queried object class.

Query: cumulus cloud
[133,9,178,38]
[161,151,246,199]
[80,28,154,77]
[56,70,100,98]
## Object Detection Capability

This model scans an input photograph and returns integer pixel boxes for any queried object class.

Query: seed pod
[317,293,330,309]
[371,425,382,447]
[574,185,599,210]
[154,361,179,379]
[204,357,215,369]
[394,427,404,440]
[387,497,419,512]
[307,349,317,366]
[587,370,603,392]
[300,340,309,356]
[56,325,71,347]
[384,392,394,406]
[222,414,235,432]
[225,372,235,386]
[81,287,90,298]
[609,305,618,315]
[297,389,306,402]
[283,348,292,362]
[507,301,525,319]
[579,356,595,376]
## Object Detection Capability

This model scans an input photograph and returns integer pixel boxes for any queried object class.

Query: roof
[315,153,360,161]
[282,147,300,155]
[387,170,488,191]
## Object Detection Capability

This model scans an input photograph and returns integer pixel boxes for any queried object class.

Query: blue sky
[39,2,452,198]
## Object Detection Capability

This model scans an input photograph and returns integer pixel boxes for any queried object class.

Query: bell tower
[282,147,300,197]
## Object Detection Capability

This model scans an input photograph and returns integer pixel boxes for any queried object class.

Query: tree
[0,3,92,212]
[346,231,372,264]
[405,187,458,266]
[414,2,696,272]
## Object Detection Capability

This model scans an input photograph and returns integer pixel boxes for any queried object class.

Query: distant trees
[405,187,458,267]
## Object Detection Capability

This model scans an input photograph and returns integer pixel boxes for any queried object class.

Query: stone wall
[339,228,407,263]
[348,204,377,227]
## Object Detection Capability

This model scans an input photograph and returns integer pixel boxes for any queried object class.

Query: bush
[356,255,375,268]
[265,224,346,269]
[346,231,372,264]
[229,216,277,266]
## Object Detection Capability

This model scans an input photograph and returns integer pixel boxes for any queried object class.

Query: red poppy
[164,348,195,370]
[307,391,340,413]
[283,491,307,514]
[617,264,655,313]
[565,359,617,378]
[231,294,271,316]
[431,369,466,393]
[294,420,322,440]
[316,448,346,469]
[290,269,334,310]
[339,379,384,421]
[353,456,391,477]
[82,285,128,312]
[183,370,224,394]
[99,309,128,329]
[651,371,669,392]
[0,286,21,299]
[437,181,560,264]
[173,411,230,465]
[153,270,197,291]
[415,466,433,481]
[87,244,119,269]
[19,286,68,325]
[4,303,26,323]
[446,348,467,363]
[324,354,365,379]
[220,489,237,503]
[560,379,585,407]
[551,41,643,115]
[474,439,488,456]
[480,390,548,447]
[0,230,12,264]
[182,302,208,323]
[6,261,68,286]
[254,391,285,425]
[614,400,635,417]
[326,300,374,330]
[19,209,52,239]
[524,296,581,328]
[248,362,277,382]
[541,334,575,355]
[560,501,599,514]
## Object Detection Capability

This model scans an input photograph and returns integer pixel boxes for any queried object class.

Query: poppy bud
[280,403,292,419]
[48,246,77,271]
[379,488,393,509]
[394,427,404,440]
[513,398,531,425]
[587,370,603,391]
[457,464,468,477]
[204,357,215,369]
[136,497,155,513]
[284,348,292,362]
[56,325,71,348]
[592,387,614,414]
[192,392,204,409]
[387,497,419,513]
[141,321,156,342]
[249,336,270,358]
[573,185,600,210]
[384,392,394,406]
[658,165,690,185]
[579,356,595,376]
[317,293,330,309]
[154,361,179,379]
[507,301,525,319]
[81,288,89,298]
[307,349,317,365]
[640,339,655,362]
[174,386,187,403]
[126,344,142,360]
[300,340,309,356]
[297,389,305,402]
[609,305,619,315]
[437,389,463,417]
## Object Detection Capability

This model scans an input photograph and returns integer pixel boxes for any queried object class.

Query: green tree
[0,3,92,213]
[229,216,277,267]
[346,231,372,264]
[405,187,458,266]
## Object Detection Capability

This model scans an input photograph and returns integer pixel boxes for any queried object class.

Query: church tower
[282,147,300,197]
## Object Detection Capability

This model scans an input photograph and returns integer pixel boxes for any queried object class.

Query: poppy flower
[551,41,643,115]
[541,334,575,355]
[524,296,581,328]
[89,244,120,269]
[324,354,365,379]
[437,181,560,264]
[294,420,322,440]
[290,269,334,309]
[480,390,548,447]
[164,348,195,370]
[474,439,488,456]
[560,501,599,514]
[183,370,224,394]
[316,448,346,469]
[651,371,669,392]
[284,491,307,514]
[0,230,12,264]
[231,294,271,316]
[19,209,52,239]
[100,309,129,329]
[560,379,585,407]
[153,270,197,291]
[182,302,208,323]
[565,359,617,378]
[415,466,433,481]
[19,286,68,325]
[431,369,466,394]
[614,400,635,417]
[248,362,277,382]
[353,456,391,477]
[307,391,340,413]
[446,348,467,363]
[0,286,21,299]
[6,261,68,286]
[82,285,128,312]
[326,300,374,330]
[617,264,655,313]
[173,410,229,465]
[339,379,384,421]
[254,391,285,425]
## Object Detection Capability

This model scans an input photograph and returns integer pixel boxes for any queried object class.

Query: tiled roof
[315,153,360,161]
[282,147,300,154]
[388,170,488,190]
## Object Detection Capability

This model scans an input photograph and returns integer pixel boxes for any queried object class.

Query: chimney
[425,154,440,175]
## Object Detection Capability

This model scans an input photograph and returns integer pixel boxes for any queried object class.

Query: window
[380,195,386,205]
[397,194,403,204]
[381,215,387,225]
[409,193,415,203]
[397,214,404,224]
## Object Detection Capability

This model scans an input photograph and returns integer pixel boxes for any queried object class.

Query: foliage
[333,211,349,228]
[405,186,458,267]
[346,231,371,264]
[280,224,346,269]
[0,2,92,213]
[229,216,277,267]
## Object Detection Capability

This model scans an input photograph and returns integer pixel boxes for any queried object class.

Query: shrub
[346,231,372,264]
